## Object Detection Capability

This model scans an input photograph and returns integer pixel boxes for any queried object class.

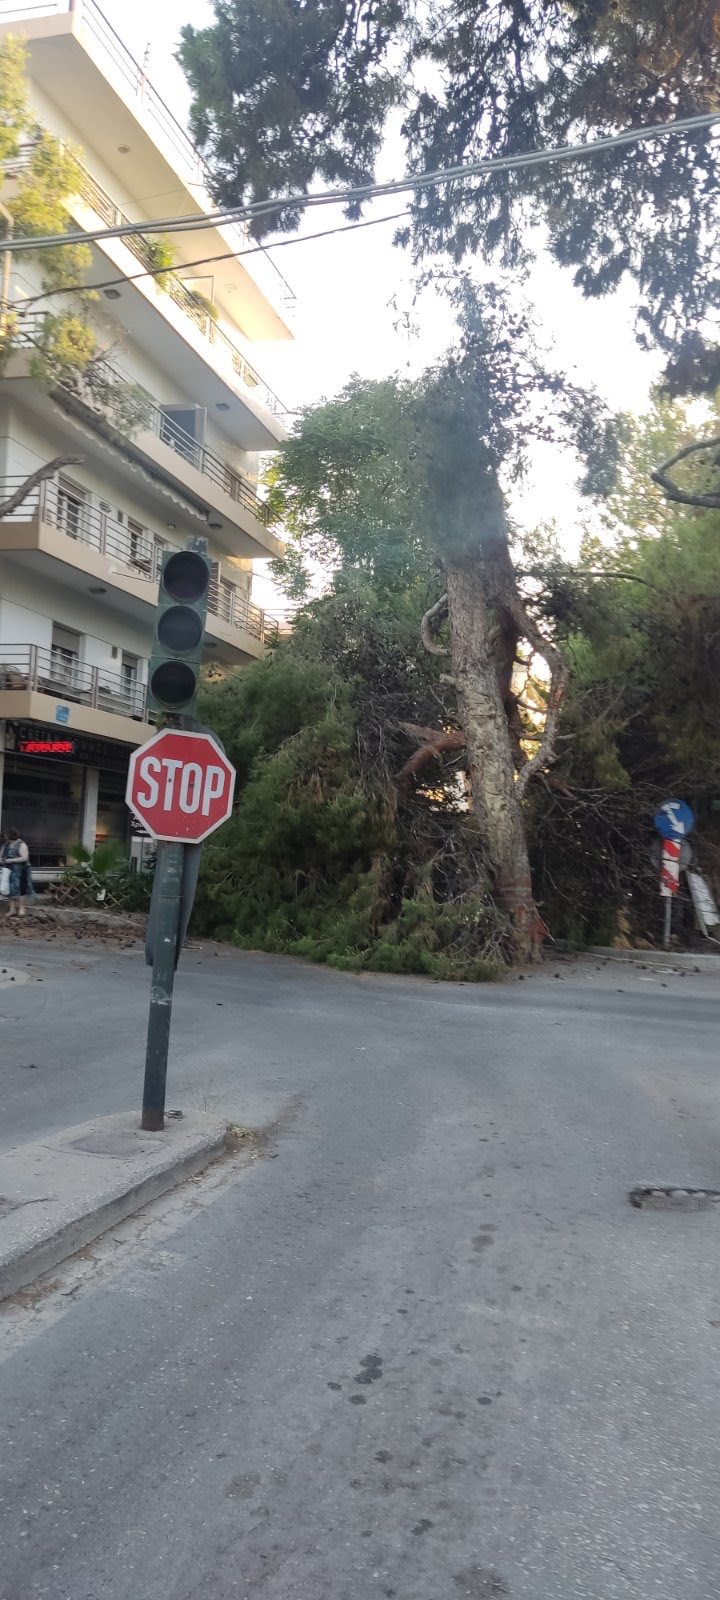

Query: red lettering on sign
[18,739,75,755]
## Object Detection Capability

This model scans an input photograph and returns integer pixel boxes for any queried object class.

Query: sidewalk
[0,1112,227,1301]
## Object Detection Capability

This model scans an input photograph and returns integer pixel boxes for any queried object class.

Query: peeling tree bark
[412,475,569,961]
[445,556,540,961]
[404,556,565,955]
[419,593,449,656]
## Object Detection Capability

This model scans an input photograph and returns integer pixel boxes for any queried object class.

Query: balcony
[5,147,288,425]
[8,316,283,557]
[0,0,204,182]
[0,0,295,338]
[74,166,286,422]
[0,475,280,656]
[0,643,148,719]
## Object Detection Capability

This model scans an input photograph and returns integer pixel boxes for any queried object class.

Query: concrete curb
[0,1112,227,1302]
[586,947,720,972]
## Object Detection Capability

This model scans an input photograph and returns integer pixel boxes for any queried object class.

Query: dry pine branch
[0,455,82,520]
[651,434,720,508]
[420,593,449,656]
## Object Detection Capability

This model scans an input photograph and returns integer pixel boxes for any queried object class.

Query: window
[127,518,151,571]
[51,624,80,686]
[56,477,85,539]
[153,537,167,580]
[120,652,139,712]
[121,652,138,687]
[159,405,205,466]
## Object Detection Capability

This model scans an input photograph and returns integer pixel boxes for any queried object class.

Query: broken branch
[500,591,569,797]
[420,592,449,656]
[395,720,466,786]
[0,455,82,521]
[651,434,720,508]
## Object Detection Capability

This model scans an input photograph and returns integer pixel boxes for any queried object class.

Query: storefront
[0,720,132,872]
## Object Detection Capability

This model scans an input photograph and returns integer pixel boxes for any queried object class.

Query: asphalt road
[1,933,720,1599]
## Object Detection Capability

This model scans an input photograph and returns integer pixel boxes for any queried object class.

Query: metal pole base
[141,1109,165,1132]
[141,841,184,1132]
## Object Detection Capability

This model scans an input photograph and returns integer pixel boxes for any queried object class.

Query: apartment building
[0,0,292,873]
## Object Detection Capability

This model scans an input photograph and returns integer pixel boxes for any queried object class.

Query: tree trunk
[446,556,540,961]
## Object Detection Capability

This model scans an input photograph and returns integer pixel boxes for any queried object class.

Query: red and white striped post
[659,837,681,949]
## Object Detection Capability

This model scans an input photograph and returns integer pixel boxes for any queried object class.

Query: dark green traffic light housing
[147,542,210,715]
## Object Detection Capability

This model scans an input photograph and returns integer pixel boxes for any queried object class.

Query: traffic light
[147,544,210,715]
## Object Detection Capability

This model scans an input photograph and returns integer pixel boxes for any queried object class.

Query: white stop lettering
[179,762,203,813]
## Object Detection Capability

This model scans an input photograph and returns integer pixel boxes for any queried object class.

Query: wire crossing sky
[2,108,717,254]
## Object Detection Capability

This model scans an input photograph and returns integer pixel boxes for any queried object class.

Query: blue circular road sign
[654,799,695,839]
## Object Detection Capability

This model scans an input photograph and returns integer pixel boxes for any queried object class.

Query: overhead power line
[2,108,718,255]
[20,208,413,308]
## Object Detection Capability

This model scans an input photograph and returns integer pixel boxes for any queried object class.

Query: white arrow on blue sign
[654,799,695,839]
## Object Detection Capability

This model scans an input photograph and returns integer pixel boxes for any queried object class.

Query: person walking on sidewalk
[1,829,31,917]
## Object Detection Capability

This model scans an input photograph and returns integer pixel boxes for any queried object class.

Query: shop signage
[18,737,76,755]
[5,723,130,771]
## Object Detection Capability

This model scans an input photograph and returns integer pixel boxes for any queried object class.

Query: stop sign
[126,728,236,844]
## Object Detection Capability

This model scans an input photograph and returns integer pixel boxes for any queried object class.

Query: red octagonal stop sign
[126,728,236,844]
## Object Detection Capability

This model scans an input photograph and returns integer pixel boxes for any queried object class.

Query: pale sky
[102,0,661,596]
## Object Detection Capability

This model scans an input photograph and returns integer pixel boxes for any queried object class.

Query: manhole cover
[67,1133,152,1159]
[630,1187,720,1211]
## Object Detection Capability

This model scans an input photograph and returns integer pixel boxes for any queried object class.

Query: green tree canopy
[270,287,617,586]
[263,294,619,957]
[528,390,720,942]
[196,587,508,978]
[0,36,96,386]
[179,0,720,382]
[196,390,720,961]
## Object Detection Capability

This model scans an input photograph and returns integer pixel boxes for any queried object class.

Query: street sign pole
[141,840,184,1131]
[659,836,682,950]
[663,892,672,952]
[127,728,236,1131]
[134,538,212,1132]
[654,800,694,953]
[127,536,236,1130]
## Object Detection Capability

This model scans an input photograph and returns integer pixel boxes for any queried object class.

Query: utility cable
[2,107,717,254]
[18,208,412,308]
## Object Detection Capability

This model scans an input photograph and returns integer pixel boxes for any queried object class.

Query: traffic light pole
[138,538,211,1131]
[141,840,184,1131]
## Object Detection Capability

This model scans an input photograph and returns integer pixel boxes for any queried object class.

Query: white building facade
[0,0,292,874]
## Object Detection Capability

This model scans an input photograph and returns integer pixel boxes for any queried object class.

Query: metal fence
[0,643,148,718]
[73,163,286,419]
[12,314,272,522]
[0,476,280,643]
[0,0,296,320]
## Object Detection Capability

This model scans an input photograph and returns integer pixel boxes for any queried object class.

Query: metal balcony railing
[0,476,280,644]
[0,643,148,719]
[70,163,287,420]
[0,0,296,320]
[207,575,279,643]
[11,314,273,523]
